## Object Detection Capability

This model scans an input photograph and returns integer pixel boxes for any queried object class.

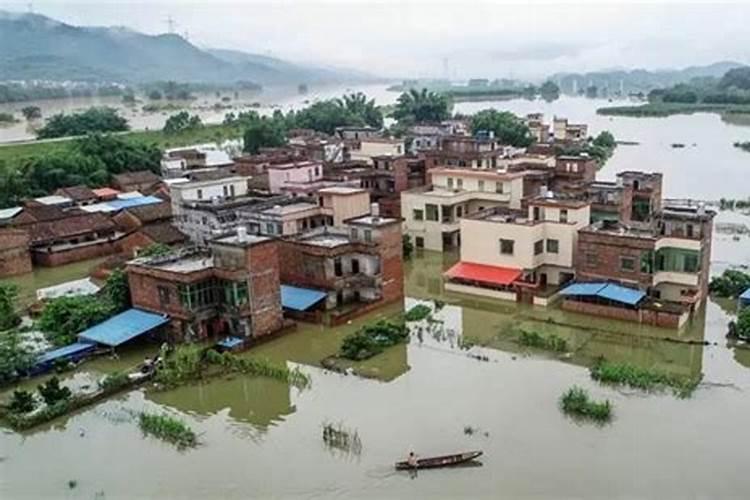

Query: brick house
[54,185,98,206]
[127,232,284,342]
[0,228,32,277]
[112,170,162,194]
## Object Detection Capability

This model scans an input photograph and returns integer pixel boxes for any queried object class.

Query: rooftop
[133,250,214,273]
[296,233,351,248]
[347,215,399,227]
[262,202,320,216]
[34,195,72,206]
[581,220,656,238]
[267,160,321,171]
[317,186,366,196]
[213,230,271,247]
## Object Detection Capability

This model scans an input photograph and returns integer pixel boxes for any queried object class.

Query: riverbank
[597,102,750,117]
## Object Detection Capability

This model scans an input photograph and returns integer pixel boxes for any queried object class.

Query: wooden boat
[395,451,483,470]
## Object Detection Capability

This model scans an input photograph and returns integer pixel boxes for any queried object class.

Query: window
[265,222,276,235]
[158,286,171,307]
[425,204,439,221]
[500,239,514,255]
[495,182,504,194]
[620,256,636,271]
[197,189,203,200]
[350,227,359,240]
[559,209,568,223]
[686,224,694,238]
[364,229,372,243]
[478,180,485,191]
[546,239,559,254]
[223,185,229,197]
[533,206,542,221]
[415,236,424,248]
[534,240,544,255]
[456,178,463,189]
[447,177,454,189]
[684,254,699,273]
[334,257,343,277]
[413,209,424,221]
[230,185,236,197]
[456,206,463,218]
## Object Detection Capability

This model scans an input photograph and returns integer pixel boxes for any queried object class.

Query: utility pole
[164,15,176,34]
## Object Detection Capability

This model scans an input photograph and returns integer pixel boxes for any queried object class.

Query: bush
[736,308,750,340]
[590,359,700,398]
[37,107,129,139]
[404,304,432,322]
[0,330,34,384]
[560,386,612,423]
[138,412,197,449]
[38,377,72,406]
[98,371,130,392]
[38,295,114,346]
[0,283,20,331]
[339,320,408,360]
[709,269,750,298]
[9,389,36,414]
[518,330,568,352]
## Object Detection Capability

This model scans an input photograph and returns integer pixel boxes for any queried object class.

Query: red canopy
[444,261,522,286]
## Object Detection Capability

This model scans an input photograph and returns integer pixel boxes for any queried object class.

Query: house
[551,155,598,192]
[525,113,550,143]
[277,214,403,324]
[553,117,588,143]
[267,161,324,194]
[127,232,284,342]
[349,137,405,164]
[335,126,380,141]
[0,228,32,277]
[161,143,234,178]
[112,170,162,194]
[54,185,98,206]
[92,187,121,202]
[401,168,526,251]
[422,134,511,170]
[443,194,591,305]
[233,147,306,176]
[358,156,427,218]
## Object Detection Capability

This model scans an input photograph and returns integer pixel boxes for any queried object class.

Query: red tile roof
[444,261,521,286]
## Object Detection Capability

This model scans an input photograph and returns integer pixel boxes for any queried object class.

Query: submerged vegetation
[734,141,750,153]
[559,386,613,423]
[590,359,701,398]
[322,421,363,456]
[339,320,409,361]
[517,330,568,352]
[138,412,197,450]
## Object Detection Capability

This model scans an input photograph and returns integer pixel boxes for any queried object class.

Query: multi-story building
[277,214,403,323]
[444,194,590,304]
[359,156,427,218]
[127,230,284,342]
[267,161,324,194]
[401,168,526,251]
[551,155,598,192]
[525,113,550,143]
[161,143,235,178]
[553,117,588,143]
[348,137,405,164]
[423,134,509,170]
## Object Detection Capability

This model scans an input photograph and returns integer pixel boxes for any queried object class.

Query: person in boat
[407,451,418,468]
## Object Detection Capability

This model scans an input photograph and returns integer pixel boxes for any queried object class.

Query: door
[351,258,360,274]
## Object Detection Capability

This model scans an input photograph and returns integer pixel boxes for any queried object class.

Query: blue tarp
[78,308,169,347]
[597,283,646,305]
[35,342,96,365]
[217,336,244,349]
[559,282,607,296]
[740,288,750,301]
[560,282,645,306]
[281,285,327,311]
[105,196,163,211]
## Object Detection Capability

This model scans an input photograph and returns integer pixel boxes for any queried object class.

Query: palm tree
[393,88,452,124]
[337,92,383,129]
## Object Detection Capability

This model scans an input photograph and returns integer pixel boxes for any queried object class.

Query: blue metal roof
[35,342,96,365]
[560,282,607,296]
[281,285,327,311]
[597,283,646,305]
[78,308,170,347]
[740,288,750,301]
[105,196,163,211]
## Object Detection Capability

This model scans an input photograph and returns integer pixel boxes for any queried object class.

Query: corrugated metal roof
[78,308,170,347]
[560,282,607,296]
[0,207,22,220]
[444,261,522,286]
[35,342,96,365]
[105,196,163,211]
[281,285,328,311]
[597,283,646,305]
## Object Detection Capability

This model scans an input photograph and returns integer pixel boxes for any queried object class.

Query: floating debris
[322,421,363,456]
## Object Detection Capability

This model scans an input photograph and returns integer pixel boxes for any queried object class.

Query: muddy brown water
[2,210,750,499]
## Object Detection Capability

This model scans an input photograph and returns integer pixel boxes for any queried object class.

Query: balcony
[653,271,699,287]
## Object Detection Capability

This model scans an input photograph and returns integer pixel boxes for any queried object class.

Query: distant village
[0,112,715,361]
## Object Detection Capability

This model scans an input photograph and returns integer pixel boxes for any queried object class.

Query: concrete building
[401,168,526,251]
[553,117,588,143]
[444,195,591,304]
[277,214,403,323]
[359,156,427,218]
[349,137,405,164]
[335,126,380,141]
[112,171,162,194]
[127,232,284,342]
[267,161,323,194]
[161,143,234,178]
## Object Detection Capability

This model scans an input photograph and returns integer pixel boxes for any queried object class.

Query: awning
[35,342,96,365]
[78,308,170,347]
[560,282,645,306]
[281,285,328,311]
[444,261,522,286]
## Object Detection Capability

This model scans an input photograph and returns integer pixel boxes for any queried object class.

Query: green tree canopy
[20,105,41,120]
[392,88,452,124]
[163,111,203,134]
[0,330,34,384]
[243,118,287,154]
[470,109,533,147]
[293,100,366,135]
[38,295,114,346]
[593,131,616,149]
[718,67,750,91]
[37,107,129,139]
[539,81,561,100]
[0,283,20,331]
[337,92,384,129]
[104,268,131,313]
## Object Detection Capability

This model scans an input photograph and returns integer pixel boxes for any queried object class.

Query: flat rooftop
[134,252,215,273]
[297,233,351,248]
[581,220,656,238]
[348,215,399,227]
[213,232,271,247]
[267,161,320,170]
[317,186,366,195]
[262,202,320,216]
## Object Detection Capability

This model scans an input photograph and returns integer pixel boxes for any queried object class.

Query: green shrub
[560,386,612,423]
[709,269,750,298]
[736,307,750,340]
[138,412,197,449]
[339,320,408,361]
[9,389,36,414]
[38,377,72,406]
[404,304,432,322]
[99,371,130,392]
[590,359,700,398]
[518,330,568,352]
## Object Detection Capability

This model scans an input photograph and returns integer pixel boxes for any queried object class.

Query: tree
[294,100,365,135]
[392,88,452,124]
[243,119,287,154]
[38,296,113,346]
[0,330,34,383]
[38,376,72,406]
[709,269,750,298]
[736,307,750,340]
[0,283,20,331]
[36,107,129,139]
[138,243,172,258]
[593,131,616,149]
[337,92,384,129]
[163,111,203,134]
[122,93,136,105]
[20,105,42,120]
[104,268,131,313]
[585,85,598,98]
[470,109,533,147]
[539,81,560,101]
[402,234,414,259]
[9,389,36,414]
[148,90,163,100]
[718,67,750,91]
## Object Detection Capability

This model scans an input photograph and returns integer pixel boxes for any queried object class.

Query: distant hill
[550,61,747,95]
[0,10,371,85]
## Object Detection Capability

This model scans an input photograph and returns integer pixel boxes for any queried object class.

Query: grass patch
[590,359,701,398]
[597,102,750,117]
[518,330,568,352]
[138,412,197,449]
[404,304,432,322]
[339,320,408,361]
[560,386,613,423]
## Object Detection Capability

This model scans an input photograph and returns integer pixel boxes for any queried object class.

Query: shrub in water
[38,377,72,406]
[590,359,700,398]
[404,304,432,322]
[560,386,612,423]
[138,412,197,449]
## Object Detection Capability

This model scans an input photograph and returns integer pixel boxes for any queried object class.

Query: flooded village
[2,80,750,499]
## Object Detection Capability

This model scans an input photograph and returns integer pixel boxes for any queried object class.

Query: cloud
[486,42,591,62]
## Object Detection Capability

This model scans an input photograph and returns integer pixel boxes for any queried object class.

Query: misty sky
[5,0,750,79]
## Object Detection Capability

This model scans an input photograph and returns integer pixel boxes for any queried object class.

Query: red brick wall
[561,299,683,328]
[32,240,120,267]
[127,267,194,321]
[278,241,331,289]
[246,241,284,337]
[575,231,655,288]
[118,231,154,258]
[376,223,405,304]
[0,230,32,277]
[378,196,402,218]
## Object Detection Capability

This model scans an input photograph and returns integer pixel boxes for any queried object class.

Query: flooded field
[2,211,750,499]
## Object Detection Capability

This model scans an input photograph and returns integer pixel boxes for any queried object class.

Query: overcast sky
[4,0,750,79]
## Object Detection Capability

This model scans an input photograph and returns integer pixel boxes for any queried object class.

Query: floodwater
[2,210,750,499]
